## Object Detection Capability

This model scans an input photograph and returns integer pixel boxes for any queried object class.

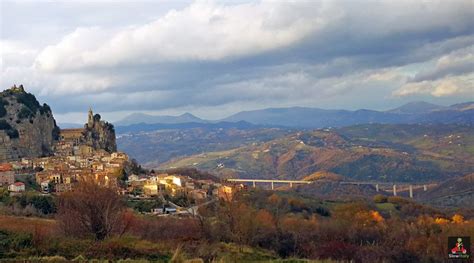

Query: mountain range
[113,101,474,129]
[115,112,206,126]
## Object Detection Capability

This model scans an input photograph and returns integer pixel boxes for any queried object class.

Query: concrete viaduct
[227,178,311,190]
[226,178,434,198]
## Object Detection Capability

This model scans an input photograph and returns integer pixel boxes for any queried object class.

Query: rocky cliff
[0,85,59,161]
[83,109,117,153]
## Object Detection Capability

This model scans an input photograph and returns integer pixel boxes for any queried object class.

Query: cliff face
[83,111,117,153]
[0,85,59,161]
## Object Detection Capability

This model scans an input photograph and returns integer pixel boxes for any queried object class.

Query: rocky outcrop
[83,109,117,153]
[0,85,59,161]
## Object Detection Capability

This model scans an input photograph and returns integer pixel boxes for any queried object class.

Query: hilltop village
[0,86,230,215]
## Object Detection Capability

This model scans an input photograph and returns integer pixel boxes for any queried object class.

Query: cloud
[393,75,474,97]
[393,45,474,98]
[34,1,333,73]
[412,45,474,82]
[1,0,474,120]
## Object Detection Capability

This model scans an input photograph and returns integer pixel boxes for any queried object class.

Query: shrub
[387,196,410,205]
[15,91,41,113]
[56,181,127,240]
[39,103,52,115]
[0,120,19,139]
[0,230,33,254]
[373,194,388,203]
[0,120,12,130]
[6,128,19,139]
[18,106,34,119]
[0,102,6,118]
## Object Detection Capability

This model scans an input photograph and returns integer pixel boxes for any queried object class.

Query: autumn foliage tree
[56,181,129,240]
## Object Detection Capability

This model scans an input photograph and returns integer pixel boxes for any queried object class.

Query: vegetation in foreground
[0,182,473,262]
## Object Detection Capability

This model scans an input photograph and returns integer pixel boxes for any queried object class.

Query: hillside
[296,181,379,201]
[387,101,446,114]
[160,124,474,182]
[420,173,474,208]
[302,171,346,181]
[0,85,59,161]
[117,125,294,166]
[337,124,474,165]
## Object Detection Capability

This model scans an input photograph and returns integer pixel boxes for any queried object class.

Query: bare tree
[56,181,126,240]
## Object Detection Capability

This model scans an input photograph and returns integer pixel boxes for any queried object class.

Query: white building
[8,182,25,192]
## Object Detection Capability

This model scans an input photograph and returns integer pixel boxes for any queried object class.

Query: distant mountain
[448,101,474,111]
[115,101,473,131]
[58,123,84,129]
[221,102,473,128]
[115,112,206,126]
[222,107,405,128]
[115,120,269,134]
[387,101,446,114]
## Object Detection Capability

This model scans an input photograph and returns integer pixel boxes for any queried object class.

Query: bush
[15,91,41,113]
[0,101,6,118]
[52,125,60,141]
[85,237,169,260]
[56,181,127,240]
[0,120,12,130]
[6,129,19,139]
[18,106,34,119]
[0,230,33,255]
[7,192,56,215]
[39,103,52,115]
[387,196,410,205]
[127,199,163,213]
[0,120,19,139]
[373,194,388,203]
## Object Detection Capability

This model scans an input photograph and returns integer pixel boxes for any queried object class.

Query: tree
[56,181,126,240]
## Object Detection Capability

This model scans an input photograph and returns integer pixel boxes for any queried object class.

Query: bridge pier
[289,182,293,188]
[271,181,274,190]
[423,185,427,191]
[409,185,413,198]
[253,181,256,188]
[393,184,397,196]
[375,184,379,192]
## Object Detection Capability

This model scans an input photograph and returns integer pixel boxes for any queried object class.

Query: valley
[117,123,474,183]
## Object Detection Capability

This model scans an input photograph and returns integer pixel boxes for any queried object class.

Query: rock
[0,85,59,161]
[83,108,117,153]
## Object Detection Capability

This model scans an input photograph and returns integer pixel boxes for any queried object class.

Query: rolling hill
[159,124,474,183]
[117,124,295,166]
[419,173,474,208]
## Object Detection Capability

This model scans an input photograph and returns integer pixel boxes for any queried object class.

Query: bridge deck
[227,179,433,187]
[227,179,311,184]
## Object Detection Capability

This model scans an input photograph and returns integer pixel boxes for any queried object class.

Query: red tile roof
[0,163,13,172]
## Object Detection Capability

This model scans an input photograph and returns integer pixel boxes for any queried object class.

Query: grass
[0,214,56,234]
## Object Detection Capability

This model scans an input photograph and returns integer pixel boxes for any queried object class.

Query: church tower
[88,107,94,127]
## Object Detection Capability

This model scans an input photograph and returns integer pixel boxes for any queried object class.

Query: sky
[1,0,473,124]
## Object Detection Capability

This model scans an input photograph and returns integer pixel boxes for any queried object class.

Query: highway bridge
[226,178,436,198]
[226,178,311,190]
